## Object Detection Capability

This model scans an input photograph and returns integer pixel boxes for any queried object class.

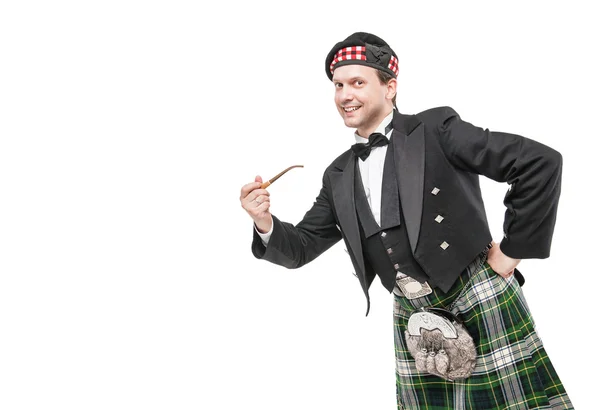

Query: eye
[355,80,364,86]
[334,82,343,88]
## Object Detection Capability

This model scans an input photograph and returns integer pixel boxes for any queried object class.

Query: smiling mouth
[343,106,361,113]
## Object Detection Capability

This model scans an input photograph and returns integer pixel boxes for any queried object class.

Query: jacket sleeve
[430,106,562,259]
[251,171,342,269]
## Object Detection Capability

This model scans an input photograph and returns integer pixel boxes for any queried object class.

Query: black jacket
[252,107,562,314]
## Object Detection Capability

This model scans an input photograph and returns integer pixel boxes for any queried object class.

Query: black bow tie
[351,132,389,161]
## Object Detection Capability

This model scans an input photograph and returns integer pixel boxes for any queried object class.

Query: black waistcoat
[354,140,430,293]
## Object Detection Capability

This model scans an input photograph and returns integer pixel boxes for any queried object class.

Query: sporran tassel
[415,347,428,372]
[426,350,437,373]
[435,349,450,375]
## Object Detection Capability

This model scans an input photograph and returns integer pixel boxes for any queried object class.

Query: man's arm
[246,171,343,269]
[431,106,562,261]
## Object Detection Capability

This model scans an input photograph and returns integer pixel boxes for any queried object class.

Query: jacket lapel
[329,154,366,280]
[391,112,425,253]
[329,110,425,278]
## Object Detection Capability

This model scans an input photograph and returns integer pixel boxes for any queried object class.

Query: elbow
[547,148,563,183]
[541,147,563,193]
[548,147,563,171]
[536,145,562,177]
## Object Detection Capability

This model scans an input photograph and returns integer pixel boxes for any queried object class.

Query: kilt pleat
[393,256,572,410]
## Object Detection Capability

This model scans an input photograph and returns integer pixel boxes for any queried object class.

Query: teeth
[344,106,360,112]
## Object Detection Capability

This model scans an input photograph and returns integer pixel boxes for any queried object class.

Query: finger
[243,196,269,213]
[250,200,271,216]
[246,190,270,205]
[253,194,271,204]
[255,175,263,183]
[241,191,263,211]
[240,181,262,199]
[250,197,270,210]
[253,189,270,198]
[241,184,271,201]
[256,200,271,213]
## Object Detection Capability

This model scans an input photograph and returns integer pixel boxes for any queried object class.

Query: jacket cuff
[499,235,550,260]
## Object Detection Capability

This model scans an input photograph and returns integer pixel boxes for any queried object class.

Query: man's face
[332,64,394,137]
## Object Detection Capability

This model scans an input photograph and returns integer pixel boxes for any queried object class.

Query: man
[240,32,572,409]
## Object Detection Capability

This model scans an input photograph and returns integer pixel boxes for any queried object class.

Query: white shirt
[354,110,394,226]
[256,110,395,244]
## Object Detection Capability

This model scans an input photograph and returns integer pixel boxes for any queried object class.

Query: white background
[1,1,598,409]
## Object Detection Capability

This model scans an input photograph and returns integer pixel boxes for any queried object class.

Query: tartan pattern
[388,55,399,76]
[329,46,366,74]
[393,256,573,409]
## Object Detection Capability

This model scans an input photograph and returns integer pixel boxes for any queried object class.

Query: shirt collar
[354,109,395,144]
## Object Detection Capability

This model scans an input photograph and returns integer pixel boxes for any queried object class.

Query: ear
[386,78,397,102]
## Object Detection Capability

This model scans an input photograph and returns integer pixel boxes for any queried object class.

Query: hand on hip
[486,241,521,278]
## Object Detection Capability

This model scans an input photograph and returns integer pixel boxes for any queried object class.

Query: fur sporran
[404,307,476,381]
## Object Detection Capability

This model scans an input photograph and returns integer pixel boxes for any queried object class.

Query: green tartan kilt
[393,255,573,410]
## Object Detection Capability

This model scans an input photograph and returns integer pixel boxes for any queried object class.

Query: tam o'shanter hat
[325,32,399,81]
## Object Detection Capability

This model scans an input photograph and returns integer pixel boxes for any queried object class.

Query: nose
[337,86,354,104]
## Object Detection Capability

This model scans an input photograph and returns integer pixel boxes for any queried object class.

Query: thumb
[255,175,263,184]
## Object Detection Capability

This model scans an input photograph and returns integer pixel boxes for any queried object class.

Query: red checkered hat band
[329,46,367,74]
[388,55,399,76]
